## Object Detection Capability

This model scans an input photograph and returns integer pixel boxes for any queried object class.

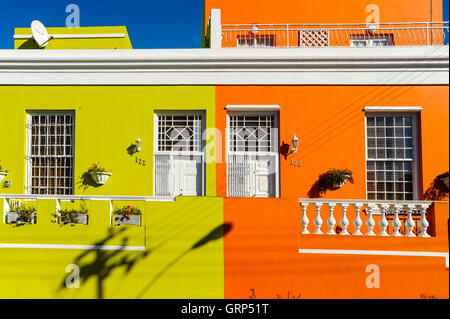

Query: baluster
[378,204,389,236]
[299,202,310,234]
[326,203,336,235]
[365,204,376,236]
[405,205,416,237]
[417,204,431,238]
[351,203,363,235]
[313,203,323,235]
[339,203,350,235]
[392,204,403,237]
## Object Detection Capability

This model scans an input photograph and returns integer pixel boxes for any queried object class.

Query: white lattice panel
[299,30,329,47]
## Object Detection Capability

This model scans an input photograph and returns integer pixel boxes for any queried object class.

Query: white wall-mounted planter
[114,214,141,226]
[6,212,36,224]
[332,181,346,189]
[60,213,88,225]
[90,172,112,185]
[0,172,7,183]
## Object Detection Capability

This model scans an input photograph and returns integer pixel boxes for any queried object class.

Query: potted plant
[58,204,89,225]
[440,171,449,190]
[88,163,112,185]
[113,205,142,226]
[0,164,8,183]
[7,205,37,224]
[319,168,354,192]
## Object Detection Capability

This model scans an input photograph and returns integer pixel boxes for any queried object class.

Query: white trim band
[14,33,126,39]
[364,106,424,112]
[0,243,145,251]
[0,46,447,85]
[226,105,280,111]
[299,248,449,267]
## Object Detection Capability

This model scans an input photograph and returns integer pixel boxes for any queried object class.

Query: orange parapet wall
[205,0,444,25]
[223,198,449,299]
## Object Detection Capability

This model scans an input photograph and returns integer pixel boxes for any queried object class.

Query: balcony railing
[298,199,434,237]
[219,22,449,48]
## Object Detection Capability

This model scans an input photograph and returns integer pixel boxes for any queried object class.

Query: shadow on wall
[76,172,102,191]
[424,172,449,201]
[56,223,233,299]
[56,227,152,299]
[135,222,233,298]
[17,39,41,49]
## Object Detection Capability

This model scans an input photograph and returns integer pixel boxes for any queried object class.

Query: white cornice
[14,33,126,39]
[364,106,424,112]
[0,46,448,85]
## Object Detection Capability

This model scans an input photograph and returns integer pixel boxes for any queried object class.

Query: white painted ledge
[14,33,126,39]
[299,248,449,267]
[226,105,280,111]
[0,243,145,251]
[0,46,448,85]
[364,106,424,112]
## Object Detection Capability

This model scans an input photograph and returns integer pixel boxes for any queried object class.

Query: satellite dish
[31,20,51,48]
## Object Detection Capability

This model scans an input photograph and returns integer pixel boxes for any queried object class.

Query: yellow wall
[0,86,216,197]
[0,197,224,299]
[14,26,133,49]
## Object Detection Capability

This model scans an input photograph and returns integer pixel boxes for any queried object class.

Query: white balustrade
[298,199,434,238]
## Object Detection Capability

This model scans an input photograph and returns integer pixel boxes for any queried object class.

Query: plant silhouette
[58,227,151,299]
[136,223,233,298]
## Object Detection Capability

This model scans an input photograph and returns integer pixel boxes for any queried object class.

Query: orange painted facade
[206,0,449,299]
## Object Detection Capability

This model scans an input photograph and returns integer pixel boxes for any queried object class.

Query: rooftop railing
[219,22,449,48]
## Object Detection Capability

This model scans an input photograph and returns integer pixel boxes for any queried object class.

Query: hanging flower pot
[0,165,8,183]
[319,169,354,192]
[87,163,112,185]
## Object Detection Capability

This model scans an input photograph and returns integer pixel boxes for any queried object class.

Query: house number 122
[135,158,146,166]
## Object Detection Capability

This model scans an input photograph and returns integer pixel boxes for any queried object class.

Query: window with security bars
[366,114,418,200]
[228,115,276,153]
[237,35,275,47]
[350,35,393,47]
[157,114,202,153]
[26,112,74,195]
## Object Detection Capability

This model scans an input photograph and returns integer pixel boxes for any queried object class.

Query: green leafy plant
[11,205,37,223]
[113,205,142,220]
[87,163,110,174]
[319,168,354,192]
[59,205,88,224]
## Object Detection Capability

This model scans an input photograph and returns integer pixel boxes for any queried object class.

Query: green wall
[0,197,224,298]
[0,85,216,197]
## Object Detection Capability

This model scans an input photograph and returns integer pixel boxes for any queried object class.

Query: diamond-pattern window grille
[299,30,329,47]
[157,114,202,152]
[229,115,276,153]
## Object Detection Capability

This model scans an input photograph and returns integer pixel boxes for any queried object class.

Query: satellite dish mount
[31,20,53,48]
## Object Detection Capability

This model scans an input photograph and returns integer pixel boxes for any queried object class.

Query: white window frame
[226,110,280,198]
[350,35,393,47]
[364,111,420,201]
[236,35,275,48]
[153,111,206,197]
[25,111,75,195]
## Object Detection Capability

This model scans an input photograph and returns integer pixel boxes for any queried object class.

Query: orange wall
[205,0,443,25]
[215,85,449,201]
[223,198,449,299]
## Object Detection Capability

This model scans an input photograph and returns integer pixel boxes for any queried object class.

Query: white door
[154,112,204,197]
[172,155,202,196]
[252,156,275,197]
[227,112,279,198]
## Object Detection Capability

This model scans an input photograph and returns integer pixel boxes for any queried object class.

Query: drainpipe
[210,9,222,49]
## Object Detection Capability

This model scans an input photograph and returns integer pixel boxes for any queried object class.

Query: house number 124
[135,158,146,166]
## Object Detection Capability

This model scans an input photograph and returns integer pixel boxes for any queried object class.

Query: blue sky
[0,0,448,49]
[0,0,205,49]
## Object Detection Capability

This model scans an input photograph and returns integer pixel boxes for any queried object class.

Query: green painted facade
[0,27,223,298]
